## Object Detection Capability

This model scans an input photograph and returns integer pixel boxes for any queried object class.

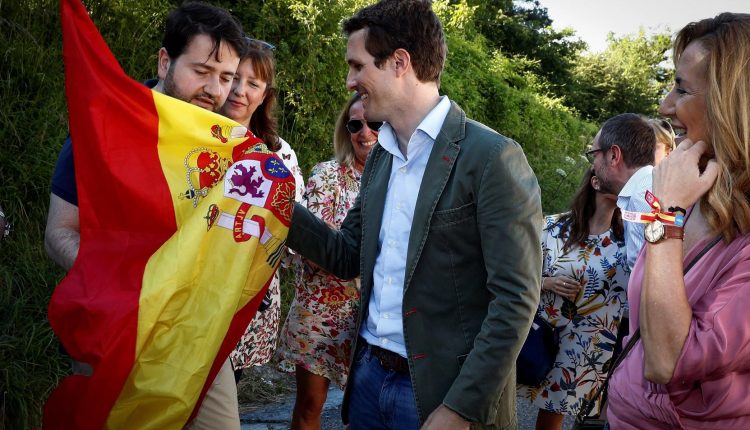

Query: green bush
[1,2,65,428]
[0,1,598,427]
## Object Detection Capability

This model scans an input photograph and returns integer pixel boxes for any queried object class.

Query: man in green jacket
[286,1,542,428]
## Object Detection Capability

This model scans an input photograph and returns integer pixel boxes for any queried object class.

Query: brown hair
[162,2,245,62]
[343,0,447,84]
[558,168,624,252]
[674,13,750,241]
[599,113,656,168]
[333,93,362,168]
[243,39,280,151]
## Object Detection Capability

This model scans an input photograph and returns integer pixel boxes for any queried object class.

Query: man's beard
[595,167,618,195]
[163,65,220,112]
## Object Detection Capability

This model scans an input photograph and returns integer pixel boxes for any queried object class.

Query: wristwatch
[644,219,684,243]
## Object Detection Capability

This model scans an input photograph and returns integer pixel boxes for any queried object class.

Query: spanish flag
[44,0,295,428]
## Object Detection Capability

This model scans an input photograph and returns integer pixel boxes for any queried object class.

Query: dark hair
[599,113,656,168]
[241,39,281,152]
[162,2,245,62]
[343,0,447,83]
[558,168,624,252]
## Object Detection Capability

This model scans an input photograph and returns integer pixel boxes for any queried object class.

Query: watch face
[645,220,665,243]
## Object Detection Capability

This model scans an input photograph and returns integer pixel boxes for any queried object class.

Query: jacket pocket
[430,202,476,230]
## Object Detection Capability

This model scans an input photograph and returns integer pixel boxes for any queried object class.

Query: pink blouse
[607,233,750,429]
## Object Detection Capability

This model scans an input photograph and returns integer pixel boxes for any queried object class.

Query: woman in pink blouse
[607,13,750,429]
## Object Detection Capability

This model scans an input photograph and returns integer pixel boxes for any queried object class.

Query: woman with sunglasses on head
[607,13,750,428]
[277,93,380,430]
[220,37,305,381]
[649,118,677,165]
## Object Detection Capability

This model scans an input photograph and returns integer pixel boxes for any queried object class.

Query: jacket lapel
[403,102,465,292]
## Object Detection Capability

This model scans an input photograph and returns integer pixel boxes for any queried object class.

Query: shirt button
[384,313,391,319]
[382,338,389,345]
[399,167,406,173]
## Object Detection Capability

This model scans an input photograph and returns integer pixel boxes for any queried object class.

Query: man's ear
[391,48,411,78]
[609,144,623,166]
[591,175,600,190]
[157,47,171,81]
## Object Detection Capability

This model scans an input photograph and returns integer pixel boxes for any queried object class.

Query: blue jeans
[347,344,420,430]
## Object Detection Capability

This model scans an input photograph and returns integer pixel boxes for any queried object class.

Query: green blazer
[287,101,542,429]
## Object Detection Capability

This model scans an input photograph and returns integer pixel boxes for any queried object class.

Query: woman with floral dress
[277,93,380,430]
[219,38,305,380]
[518,168,629,430]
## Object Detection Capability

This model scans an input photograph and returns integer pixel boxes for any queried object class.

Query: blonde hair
[674,13,750,241]
[333,93,362,169]
[648,118,676,156]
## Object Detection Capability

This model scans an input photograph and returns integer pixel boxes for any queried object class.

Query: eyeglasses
[346,119,383,134]
[584,148,604,163]
[244,36,275,51]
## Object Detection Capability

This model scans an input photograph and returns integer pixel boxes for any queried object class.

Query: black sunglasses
[346,119,383,134]
[244,36,275,51]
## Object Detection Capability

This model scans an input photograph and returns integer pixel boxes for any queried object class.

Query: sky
[537,0,748,52]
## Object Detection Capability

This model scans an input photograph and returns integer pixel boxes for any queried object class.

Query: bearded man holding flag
[43,1,295,429]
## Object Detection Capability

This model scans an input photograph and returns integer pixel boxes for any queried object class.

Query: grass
[0,1,70,428]
[237,362,295,408]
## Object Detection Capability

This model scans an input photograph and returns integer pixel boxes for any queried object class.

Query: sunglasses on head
[346,119,383,134]
[244,35,275,51]
[658,119,675,136]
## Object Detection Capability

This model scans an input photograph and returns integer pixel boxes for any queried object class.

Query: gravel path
[241,387,576,429]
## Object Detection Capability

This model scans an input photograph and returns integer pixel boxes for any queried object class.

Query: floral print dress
[518,214,629,415]
[229,138,304,369]
[276,160,361,388]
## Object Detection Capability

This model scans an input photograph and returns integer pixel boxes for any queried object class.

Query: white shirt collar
[378,96,451,160]
[618,165,653,199]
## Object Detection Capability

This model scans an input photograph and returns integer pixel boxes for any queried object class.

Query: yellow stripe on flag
[106,93,288,429]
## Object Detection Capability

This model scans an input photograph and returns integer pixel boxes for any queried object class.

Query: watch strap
[663,224,684,240]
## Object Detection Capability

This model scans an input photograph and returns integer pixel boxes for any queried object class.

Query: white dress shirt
[360,96,452,357]
[617,165,653,271]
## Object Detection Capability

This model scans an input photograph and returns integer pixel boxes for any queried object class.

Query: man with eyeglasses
[587,113,657,271]
[44,3,246,429]
[587,113,657,363]
[285,1,542,429]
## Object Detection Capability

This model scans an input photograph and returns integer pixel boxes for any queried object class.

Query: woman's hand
[542,275,580,301]
[653,139,719,209]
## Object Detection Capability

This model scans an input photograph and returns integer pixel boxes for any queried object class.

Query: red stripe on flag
[45,0,175,428]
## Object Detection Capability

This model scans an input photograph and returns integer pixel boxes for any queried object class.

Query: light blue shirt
[617,165,653,271]
[360,96,452,357]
